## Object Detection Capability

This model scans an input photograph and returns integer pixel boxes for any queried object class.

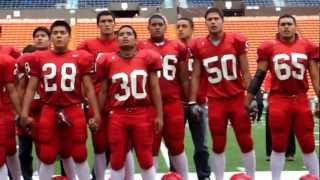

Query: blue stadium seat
[188,0,214,7]
[286,0,320,6]
[78,0,161,8]
[244,0,274,6]
[0,0,65,9]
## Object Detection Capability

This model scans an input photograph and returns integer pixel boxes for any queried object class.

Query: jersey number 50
[203,54,237,84]
[43,63,76,92]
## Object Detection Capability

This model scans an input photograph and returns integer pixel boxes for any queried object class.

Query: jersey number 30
[112,70,147,101]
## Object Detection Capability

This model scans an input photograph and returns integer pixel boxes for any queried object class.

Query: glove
[188,102,203,122]
[56,108,72,128]
[248,99,258,121]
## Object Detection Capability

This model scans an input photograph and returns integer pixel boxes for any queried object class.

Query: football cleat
[299,174,319,180]
[230,173,252,180]
[52,176,68,180]
[161,171,182,180]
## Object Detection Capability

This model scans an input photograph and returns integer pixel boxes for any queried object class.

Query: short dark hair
[32,26,50,38]
[23,44,37,53]
[117,25,137,39]
[204,7,224,21]
[177,17,194,29]
[278,14,296,25]
[96,11,115,25]
[148,14,166,25]
[50,20,71,35]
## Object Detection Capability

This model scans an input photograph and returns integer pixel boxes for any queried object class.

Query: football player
[138,14,189,180]
[0,41,22,180]
[20,20,101,180]
[77,10,134,180]
[98,25,163,180]
[245,14,319,180]
[189,8,256,180]
[176,17,211,180]
[0,53,21,178]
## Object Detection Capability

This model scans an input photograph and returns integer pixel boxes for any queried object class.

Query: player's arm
[17,76,27,100]
[245,60,268,110]
[21,76,39,126]
[98,79,108,111]
[149,71,163,132]
[6,82,21,114]
[309,60,319,97]
[82,75,101,130]
[178,60,189,101]
[189,57,201,103]
[239,53,251,89]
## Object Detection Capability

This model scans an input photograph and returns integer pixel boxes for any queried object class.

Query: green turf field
[45,115,319,174]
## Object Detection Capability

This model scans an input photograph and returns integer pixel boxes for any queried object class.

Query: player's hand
[314,103,320,118]
[244,97,251,112]
[245,98,258,121]
[56,110,72,128]
[89,116,101,133]
[188,102,203,122]
[154,116,163,133]
[20,114,34,128]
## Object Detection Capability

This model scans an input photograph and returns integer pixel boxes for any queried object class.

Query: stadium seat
[287,0,320,7]
[244,0,274,6]
[0,0,65,9]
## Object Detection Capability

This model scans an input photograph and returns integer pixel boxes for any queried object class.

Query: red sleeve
[26,53,40,78]
[136,40,145,50]
[257,41,272,62]
[77,40,88,51]
[307,40,319,61]
[234,33,249,55]
[189,38,200,61]
[3,55,16,83]
[177,41,188,62]
[96,53,109,80]
[147,50,162,72]
[10,46,21,59]
[78,51,95,76]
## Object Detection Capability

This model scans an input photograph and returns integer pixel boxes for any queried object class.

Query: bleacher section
[78,0,161,8]
[0,0,65,9]
[0,16,318,96]
[286,0,320,6]
[244,0,274,6]
[188,0,214,7]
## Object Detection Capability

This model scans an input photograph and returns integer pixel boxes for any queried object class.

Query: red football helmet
[299,174,319,180]
[52,176,68,180]
[230,173,251,180]
[161,172,182,180]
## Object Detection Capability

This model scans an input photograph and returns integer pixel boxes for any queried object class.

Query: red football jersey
[77,38,119,85]
[0,54,16,108]
[257,34,319,95]
[190,32,248,98]
[0,45,21,59]
[77,38,118,59]
[22,50,94,106]
[97,49,162,109]
[0,45,20,106]
[137,39,187,102]
[0,54,15,90]
[186,39,207,104]
[17,52,44,100]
